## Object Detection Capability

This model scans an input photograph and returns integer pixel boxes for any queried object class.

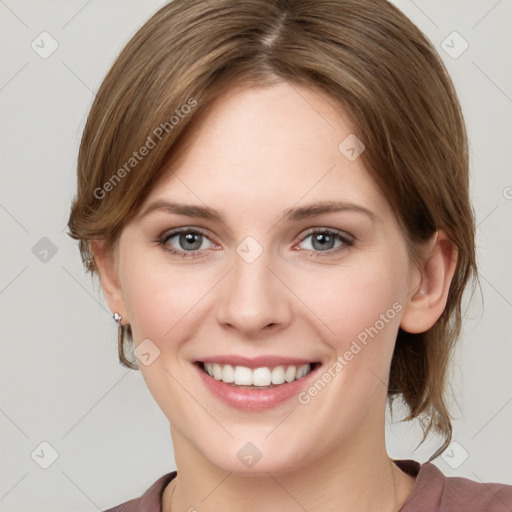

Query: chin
[200,438,313,476]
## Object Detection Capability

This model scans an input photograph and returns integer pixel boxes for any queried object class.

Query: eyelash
[157,227,355,259]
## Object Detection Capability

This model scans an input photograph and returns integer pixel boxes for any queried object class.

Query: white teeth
[202,362,313,386]
[271,366,285,385]
[222,364,235,383]
[285,365,297,382]
[253,367,272,386]
[296,365,307,379]
[234,366,253,385]
[212,363,223,380]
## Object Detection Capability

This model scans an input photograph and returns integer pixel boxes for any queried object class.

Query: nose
[215,246,293,338]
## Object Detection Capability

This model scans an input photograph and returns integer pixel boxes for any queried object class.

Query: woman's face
[111,81,418,474]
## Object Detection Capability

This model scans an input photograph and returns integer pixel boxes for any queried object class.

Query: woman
[67,0,512,510]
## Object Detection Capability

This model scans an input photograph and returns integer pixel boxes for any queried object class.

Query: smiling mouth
[196,361,321,389]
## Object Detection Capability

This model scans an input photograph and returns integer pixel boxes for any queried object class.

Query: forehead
[140,81,386,221]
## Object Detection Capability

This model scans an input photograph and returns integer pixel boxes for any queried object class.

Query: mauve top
[103,460,512,512]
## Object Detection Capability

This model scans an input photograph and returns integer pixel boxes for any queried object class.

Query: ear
[90,239,129,325]
[400,230,458,334]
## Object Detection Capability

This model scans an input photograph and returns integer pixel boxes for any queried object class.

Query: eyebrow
[138,199,379,223]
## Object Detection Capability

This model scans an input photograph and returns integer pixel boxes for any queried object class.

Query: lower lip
[195,363,321,411]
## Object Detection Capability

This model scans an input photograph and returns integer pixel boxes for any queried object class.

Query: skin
[93,81,457,512]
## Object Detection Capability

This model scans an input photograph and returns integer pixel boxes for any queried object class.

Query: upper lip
[196,355,318,368]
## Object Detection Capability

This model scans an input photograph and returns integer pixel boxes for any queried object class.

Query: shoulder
[102,471,177,512]
[402,461,512,512]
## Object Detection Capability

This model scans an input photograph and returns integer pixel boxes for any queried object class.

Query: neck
[164,417,416,512]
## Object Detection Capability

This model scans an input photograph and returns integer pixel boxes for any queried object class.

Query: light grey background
[0,1,511,510]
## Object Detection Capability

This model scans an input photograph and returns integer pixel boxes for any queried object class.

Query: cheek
[308,265,405,335]
[294,254,408,376]
[120,256,229,373]
[119,249,184,342]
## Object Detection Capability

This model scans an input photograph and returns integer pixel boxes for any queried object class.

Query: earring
[113,312,123,325]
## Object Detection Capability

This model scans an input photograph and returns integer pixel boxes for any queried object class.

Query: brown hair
[67,0,478,460]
